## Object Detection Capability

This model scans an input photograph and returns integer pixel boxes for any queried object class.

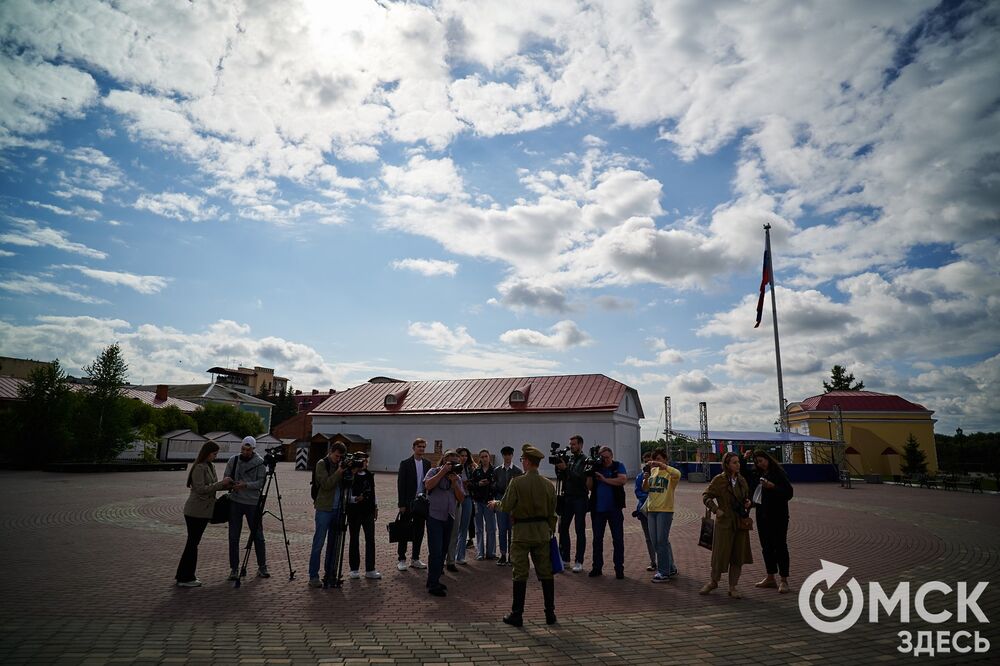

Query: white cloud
[58,265,170,295]
[134,192,219,222]
[499,320,592,350]
[382,155,465,197]
[391,258,459,277]
[408,320,559,375]
[0,274,106,304]
[0,218,106,259]
[0,55,97,135]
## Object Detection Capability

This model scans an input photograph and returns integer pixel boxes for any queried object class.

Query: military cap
[521,443,544,463]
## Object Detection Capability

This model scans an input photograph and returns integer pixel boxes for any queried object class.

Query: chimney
[155,385,169,402]
[295,390,302,395]
[329,389,335,394]
[312,389,319,395]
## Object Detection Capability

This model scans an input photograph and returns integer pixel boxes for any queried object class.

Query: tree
[900,433,928,476]
[76,343,133,461]
[269,386,298,429]
[823,364,865,392]
[193,402,264,438]
[9,360,76,465]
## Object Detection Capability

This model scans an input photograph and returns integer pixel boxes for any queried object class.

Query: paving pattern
[0,464,997,664]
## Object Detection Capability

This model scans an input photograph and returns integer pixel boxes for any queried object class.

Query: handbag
[387,513,412,543]
[549,536,564,573]
[697,508,714,550]
[409,493,429,519]
[210,493,232,524]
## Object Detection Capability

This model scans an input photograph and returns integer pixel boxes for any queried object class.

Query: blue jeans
[474,500,497,557]
[426,515,453,590]
[497,510,513,555]
[558,496,588,564]
[229,501,266,570]
[647,511,676,577]
[449,496,473,563]
[308,509,341,580]
[591,509,625,573]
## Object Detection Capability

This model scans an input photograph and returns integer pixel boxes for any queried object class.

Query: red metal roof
[795,391,930,413]
[0,375,25,401]
[313,374,643,417]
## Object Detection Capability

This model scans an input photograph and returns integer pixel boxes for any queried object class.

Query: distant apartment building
[207,365,289,396]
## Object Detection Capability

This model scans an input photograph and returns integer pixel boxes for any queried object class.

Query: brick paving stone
[1,467,999,664]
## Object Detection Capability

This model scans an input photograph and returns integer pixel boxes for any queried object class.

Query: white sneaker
[572,562,583,573]
[176,579,202,588]
[411,559,427,569]
[348,570,361,579]
[397,560,408,571]
[365,570,382,579]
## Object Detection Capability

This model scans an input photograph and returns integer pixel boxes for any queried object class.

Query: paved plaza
[0,464,997,664]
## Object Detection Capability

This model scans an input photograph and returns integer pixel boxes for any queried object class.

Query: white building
[310,374,644,476]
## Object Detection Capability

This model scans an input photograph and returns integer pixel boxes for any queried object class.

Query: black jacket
[397,455,429,508]
[347,471,377,517]
[468,465,496,503]
[742,461,793,519]
[556,453,589,498]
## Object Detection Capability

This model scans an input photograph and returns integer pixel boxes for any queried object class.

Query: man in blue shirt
[586,446,628,579]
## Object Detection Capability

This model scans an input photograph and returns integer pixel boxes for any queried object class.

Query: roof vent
[509,384,530,406]
[384,387,409,409]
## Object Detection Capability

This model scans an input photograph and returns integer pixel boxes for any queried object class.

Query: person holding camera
[642,448,682,582]
[488,443,558,626]
[423,450,466,596]
[347,453,381,580]
[554,434,589,573]
[634,451,658,573]
[223,436,270,581]
[469,449,498,560]
[586,445,628,579]
[743,449,793,593]
[446,447,474,569]
[176,441,233,587]
[493,445,522,565]
[396,438,429,571]
[308,442,347,588]
[700,451,753,598]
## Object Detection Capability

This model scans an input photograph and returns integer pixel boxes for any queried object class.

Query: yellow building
[786,390,938,477]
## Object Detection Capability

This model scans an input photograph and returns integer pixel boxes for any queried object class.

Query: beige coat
[702,473,754,578]
[183,462,227,519]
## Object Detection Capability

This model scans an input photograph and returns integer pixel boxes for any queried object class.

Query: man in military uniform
[488,443,558,627]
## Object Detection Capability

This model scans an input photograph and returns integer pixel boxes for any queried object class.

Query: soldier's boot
[503,580,526,627]
[541,579,556,625]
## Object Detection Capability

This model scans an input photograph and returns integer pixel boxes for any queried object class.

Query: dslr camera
[548,441,570,466]
[446,460,463,473]
[341,452,367,470]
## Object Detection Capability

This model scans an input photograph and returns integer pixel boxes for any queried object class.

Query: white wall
[312,409,641,477]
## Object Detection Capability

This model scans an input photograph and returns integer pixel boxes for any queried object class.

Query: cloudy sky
[1,0,997,437]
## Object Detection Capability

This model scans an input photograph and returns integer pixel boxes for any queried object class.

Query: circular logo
[798,559,865,634]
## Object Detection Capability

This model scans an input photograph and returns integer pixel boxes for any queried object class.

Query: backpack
[310,458,332,500]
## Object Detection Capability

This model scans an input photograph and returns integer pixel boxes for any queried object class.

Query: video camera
[549,441,570,466]
[263,445,283,470]
[446,460,463,473]
[340,452,367,470]
[583,445,602,475]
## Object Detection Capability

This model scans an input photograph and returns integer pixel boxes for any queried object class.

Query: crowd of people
[173,433,795,623]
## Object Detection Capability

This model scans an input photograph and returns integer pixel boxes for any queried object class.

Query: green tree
[269,386,298,428]
[10,360,76,464]
[900,433,928,476]
[823,364,865,392]
[193,402,264,438]
[76,344,133,461]
[136,422,160,463]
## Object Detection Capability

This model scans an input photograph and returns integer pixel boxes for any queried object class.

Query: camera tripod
[323,466,354,589]
[234,453,294,588]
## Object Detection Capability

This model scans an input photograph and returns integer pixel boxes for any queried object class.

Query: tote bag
[697,508,714,550]
[210,494,233,524]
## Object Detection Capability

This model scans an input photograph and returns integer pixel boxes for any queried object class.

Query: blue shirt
[634,472,648,510]
[595,462,627,512]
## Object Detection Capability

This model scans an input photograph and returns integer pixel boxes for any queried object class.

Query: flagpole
[763,224,787,432]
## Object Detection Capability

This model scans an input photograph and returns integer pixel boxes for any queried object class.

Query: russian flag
[754,248,772,328]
